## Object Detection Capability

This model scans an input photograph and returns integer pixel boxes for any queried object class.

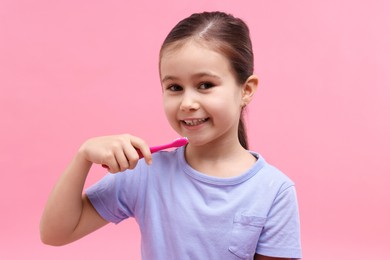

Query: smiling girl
[41,11,302,260]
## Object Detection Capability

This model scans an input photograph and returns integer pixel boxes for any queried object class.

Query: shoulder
[263,163,295,191]
[250,151,295,190]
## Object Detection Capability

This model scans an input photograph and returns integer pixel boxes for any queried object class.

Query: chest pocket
[228,214,267,259]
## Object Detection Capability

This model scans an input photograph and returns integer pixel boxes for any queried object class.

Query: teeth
[183,118,207,126]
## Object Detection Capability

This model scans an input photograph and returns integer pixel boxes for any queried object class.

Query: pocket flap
[233,214,266,227]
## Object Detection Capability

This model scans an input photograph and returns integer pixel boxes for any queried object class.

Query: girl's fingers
[83,134,151,173]
[103,155,121,173]
[129,137,152,165]
[99,144,128,173]
[121,145,139,169]
[108,135,148,172]
[114,149,131,172]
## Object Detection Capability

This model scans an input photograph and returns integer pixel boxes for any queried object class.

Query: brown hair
[160,11,254,149]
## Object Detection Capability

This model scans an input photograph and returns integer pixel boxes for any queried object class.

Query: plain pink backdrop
[1,0,389,259]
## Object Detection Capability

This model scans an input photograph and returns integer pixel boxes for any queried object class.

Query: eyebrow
[161,72,221,83]
[161,75,178,83]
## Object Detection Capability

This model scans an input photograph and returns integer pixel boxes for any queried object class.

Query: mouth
[181,118,209,126]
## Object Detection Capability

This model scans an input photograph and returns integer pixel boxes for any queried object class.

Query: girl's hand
[78,134,152,173]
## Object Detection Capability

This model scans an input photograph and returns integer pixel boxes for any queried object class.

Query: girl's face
[160,40,247,147]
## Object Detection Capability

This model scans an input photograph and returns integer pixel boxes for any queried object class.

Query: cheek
[209,92,241,115]
[214,100,242,128]
[163,97,177,121]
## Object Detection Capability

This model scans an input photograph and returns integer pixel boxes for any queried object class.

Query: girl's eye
[199,82,214,89]
[167,84,183,92]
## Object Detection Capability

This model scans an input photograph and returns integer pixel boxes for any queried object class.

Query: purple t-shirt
[86,146,302,259]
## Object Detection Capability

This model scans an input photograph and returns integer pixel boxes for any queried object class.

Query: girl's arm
[40,152,108,246]
[40,134,152,246]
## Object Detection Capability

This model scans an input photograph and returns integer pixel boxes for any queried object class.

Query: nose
[180,91,200,111]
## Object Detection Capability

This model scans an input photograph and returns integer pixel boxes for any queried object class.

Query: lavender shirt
[86,146,302,259]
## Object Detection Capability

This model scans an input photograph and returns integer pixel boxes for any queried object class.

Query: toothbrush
[102,137,188,169]
[147,137,188,155]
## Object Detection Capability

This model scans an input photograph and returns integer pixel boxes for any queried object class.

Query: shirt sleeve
[85,168,142,224]
[256,185,302,259]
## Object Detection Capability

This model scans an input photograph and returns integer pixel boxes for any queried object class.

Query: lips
[182,118,209,126]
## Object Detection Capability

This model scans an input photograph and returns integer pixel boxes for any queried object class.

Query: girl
[41,11,302,260]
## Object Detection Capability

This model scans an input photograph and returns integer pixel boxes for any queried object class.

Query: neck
[184,137,256,178]
[186,139,243,160]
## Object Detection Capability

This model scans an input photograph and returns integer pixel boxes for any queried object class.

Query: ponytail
[238,115,248,149]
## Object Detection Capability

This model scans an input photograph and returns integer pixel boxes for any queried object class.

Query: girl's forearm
[40,151,92,245]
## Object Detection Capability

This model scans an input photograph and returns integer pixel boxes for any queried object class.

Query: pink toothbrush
[102,137,188,169]
[146,137,188,156]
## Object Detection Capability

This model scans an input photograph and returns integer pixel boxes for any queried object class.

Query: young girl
[41,11,302,260]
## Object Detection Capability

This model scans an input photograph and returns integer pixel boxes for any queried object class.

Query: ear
[241,75,258,107]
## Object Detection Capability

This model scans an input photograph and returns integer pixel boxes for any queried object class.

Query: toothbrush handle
[149,144,170,154]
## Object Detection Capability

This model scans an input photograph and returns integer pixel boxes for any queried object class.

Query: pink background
[1,0,389,259]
